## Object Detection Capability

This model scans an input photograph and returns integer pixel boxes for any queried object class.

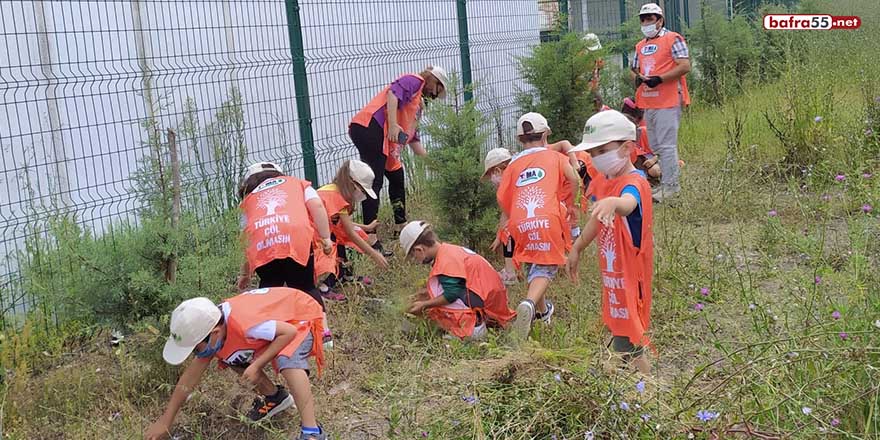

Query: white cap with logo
[569,110,637,152]
[163,297,222,365]
[243,162,283,181]
[639,3,663,16]
[429,66,449,99]
[516,112,551,136]
[583,33,602,51]
[399,220,431,256]
[482,148,512,179]
[348,159,378,199]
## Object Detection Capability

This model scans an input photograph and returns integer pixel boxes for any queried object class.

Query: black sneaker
[247,386,295,422]
[372,240,394,258]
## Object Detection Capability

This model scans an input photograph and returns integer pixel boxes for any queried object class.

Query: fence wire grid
[1,0,732,327]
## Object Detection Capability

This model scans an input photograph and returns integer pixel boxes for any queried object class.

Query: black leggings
[503,237,516,259]
[348,119,407,226]
[255,255,325,311]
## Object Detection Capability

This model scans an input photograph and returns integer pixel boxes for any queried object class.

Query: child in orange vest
[400,221,515,340]
[482,148,519,285]
[313,160,390,300]
[567,110,654,375]
[146,288,328,440]
[498,112,579,340]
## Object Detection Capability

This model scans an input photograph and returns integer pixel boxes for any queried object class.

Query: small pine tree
[422,76,498,252]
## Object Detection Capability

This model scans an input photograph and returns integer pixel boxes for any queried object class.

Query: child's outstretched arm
[306,198,333,255]
[240,321,298,389]
[340,213,389,269]
[145,357,212,440]
[590,194,638,227]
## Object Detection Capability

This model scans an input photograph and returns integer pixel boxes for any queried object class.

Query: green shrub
[422,76,498,252]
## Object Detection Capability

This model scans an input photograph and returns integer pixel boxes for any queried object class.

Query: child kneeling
[146,287,328,440]
[400,221,515,340]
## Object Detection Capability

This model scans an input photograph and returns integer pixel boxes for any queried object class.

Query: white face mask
[641,23,660,38]
[353,190,367,204]
[591,146,628,177]
[490,173,502,187]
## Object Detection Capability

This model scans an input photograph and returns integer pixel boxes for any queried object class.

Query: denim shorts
[275,332,314,371]
[526,264,558,283]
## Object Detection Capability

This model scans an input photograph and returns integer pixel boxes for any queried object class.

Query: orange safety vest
[630,123,653,162]
[312,184,370,278]
[426,244,516,338]
[635,31,691,109]
[240,177,314,272]
[497,148,573,266]
[593,173,654,347]
[351,74,425,172]
[214,287,325,375]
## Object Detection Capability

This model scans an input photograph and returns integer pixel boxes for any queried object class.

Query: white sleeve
[304,186,319,201]
[245,320,277,341]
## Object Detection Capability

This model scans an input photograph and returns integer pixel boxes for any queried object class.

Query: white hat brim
[364,188,378,199]
[163,337,197,365]
[569,140,605,153]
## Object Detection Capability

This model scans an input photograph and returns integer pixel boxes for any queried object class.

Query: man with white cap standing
[631,3,691,203]
[497,112,579,340]
[349,66,449,254]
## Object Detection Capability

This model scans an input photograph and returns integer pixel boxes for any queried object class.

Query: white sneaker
[512,300,535,341]
[469,323,488,341]
[535,299,555,324]
[652,185,680,204]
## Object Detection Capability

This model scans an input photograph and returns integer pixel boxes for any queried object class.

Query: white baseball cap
[583,33,602,51]
[639,3,663,16]
[569,110,637,152]
[243,162,283,181]
[348,159,378,199]
[482,148,512,179]
[399,220,430,256]
[429,66,449,98]
[517,112,551,136]
[163,297,222,365]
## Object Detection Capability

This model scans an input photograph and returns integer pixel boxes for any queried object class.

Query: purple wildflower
[802,407,813,415]
[749,303,757,310]
[696,410,720,422]
[636,380,646,394]
[814,116,823,123]
[694,303,704,312]
[700,287,710,296]
[832,310,841,320]
[585,432,595,440]
[862,204,873,213]
[462,395,478,405]
[554,373,562,382]
[768,209,778,217]
[641,413,652,422]
[835,174,846,182]
[814,276,822,285]
[422,432,429,438]
[863,173,873,179]
[839,332,848,340]
[620,401,630,411]
[831,418,841,427]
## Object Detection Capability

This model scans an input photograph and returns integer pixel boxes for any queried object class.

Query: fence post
[283,0,319,184]
[683,0,690,28]
[619,0,628,68]
[455,0,473,102]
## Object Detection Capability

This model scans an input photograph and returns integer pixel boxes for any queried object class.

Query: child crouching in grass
[146,287,328,440]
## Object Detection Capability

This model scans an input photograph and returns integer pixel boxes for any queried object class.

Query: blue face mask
[194,333,223,358]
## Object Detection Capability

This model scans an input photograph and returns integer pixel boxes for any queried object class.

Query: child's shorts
[526,264,558,283]
[611,335,644,358]
[275,332,314,371]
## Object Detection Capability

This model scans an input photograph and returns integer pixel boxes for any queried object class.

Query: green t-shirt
[437,275,484,309]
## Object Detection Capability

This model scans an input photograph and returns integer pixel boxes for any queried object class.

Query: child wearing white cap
[313,159,390,301]
[146,288,328,440]
[499,112,580,340]
[399,221,515,340]
[566,110,655,375]
[482,147,519,285]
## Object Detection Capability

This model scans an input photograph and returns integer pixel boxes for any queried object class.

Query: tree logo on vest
[257,188,286,216]
[641,44,658,56]
[599,227,617,273]
[517,186,546,218]
[224,349,255,367]
[515,167,545,187]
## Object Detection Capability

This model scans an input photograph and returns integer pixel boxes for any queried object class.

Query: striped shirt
[630,28,689,70]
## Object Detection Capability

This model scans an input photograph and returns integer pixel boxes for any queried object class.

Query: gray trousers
[645,104,682,190]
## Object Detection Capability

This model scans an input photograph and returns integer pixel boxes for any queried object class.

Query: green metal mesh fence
[0,0,731,326]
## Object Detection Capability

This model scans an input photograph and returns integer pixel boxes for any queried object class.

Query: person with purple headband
[349,66,449,256]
